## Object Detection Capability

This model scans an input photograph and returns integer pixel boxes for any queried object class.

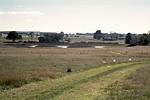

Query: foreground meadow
[0,61,150,100]
[0,46,150,99]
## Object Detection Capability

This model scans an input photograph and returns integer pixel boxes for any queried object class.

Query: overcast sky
[0,0,150,33]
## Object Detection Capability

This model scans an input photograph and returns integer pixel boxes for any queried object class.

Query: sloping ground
[0,61,149,100]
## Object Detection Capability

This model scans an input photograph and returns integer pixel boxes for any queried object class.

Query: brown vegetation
[0,46,150,90]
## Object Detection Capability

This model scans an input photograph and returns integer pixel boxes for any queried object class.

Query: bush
[67,68,72,73]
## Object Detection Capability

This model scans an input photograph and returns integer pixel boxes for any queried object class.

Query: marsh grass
[0,47,150,91]
[0,62,142,100]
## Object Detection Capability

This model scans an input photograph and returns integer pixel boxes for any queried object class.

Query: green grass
[53,62,148,100]
[0,61,148,100]
[103,61,150,100]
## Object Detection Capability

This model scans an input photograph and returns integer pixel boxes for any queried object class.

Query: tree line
[5,31,150,45]
[125,32,150,46]
[5,31,64,43]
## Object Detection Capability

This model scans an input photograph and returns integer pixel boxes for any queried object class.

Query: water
[94,46,105,48]
[57,45,68,48]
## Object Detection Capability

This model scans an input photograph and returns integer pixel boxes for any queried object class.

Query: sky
[0,0,150,33]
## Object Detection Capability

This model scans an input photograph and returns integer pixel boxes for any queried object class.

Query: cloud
[0,11,44,15]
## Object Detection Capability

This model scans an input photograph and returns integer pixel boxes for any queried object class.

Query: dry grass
[0,46,150,90]
[0,62,144,100]
[103,62,150,100]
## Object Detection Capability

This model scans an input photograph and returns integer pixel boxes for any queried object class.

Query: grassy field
[0,46,150,99]
[104,62,150,100]
[0,61,150,100]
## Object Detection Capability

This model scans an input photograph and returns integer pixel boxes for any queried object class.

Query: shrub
[67,68,72,73]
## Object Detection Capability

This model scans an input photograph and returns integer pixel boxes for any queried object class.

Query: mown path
[0,61,148,100]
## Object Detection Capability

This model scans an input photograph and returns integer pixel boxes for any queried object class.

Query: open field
[0,46,150,99]
[0,61,150,100]
[0,46,150,88]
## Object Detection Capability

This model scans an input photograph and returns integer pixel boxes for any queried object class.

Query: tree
[125,33,132,44]
[6,31,22,42]
[94,30,102,40]
[130,34,137,45]
[38,33,64,43]
[138,34,150,45]
[143,38,149,45]
[38,37,45,43]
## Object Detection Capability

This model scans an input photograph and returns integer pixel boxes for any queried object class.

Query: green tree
[143,38,149,45]
[6,31,22,42]
[125,33,132,44]
[38,33,64,43]
[94,30,102,40]
[18,35,23,40]
[137,34,150,45]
